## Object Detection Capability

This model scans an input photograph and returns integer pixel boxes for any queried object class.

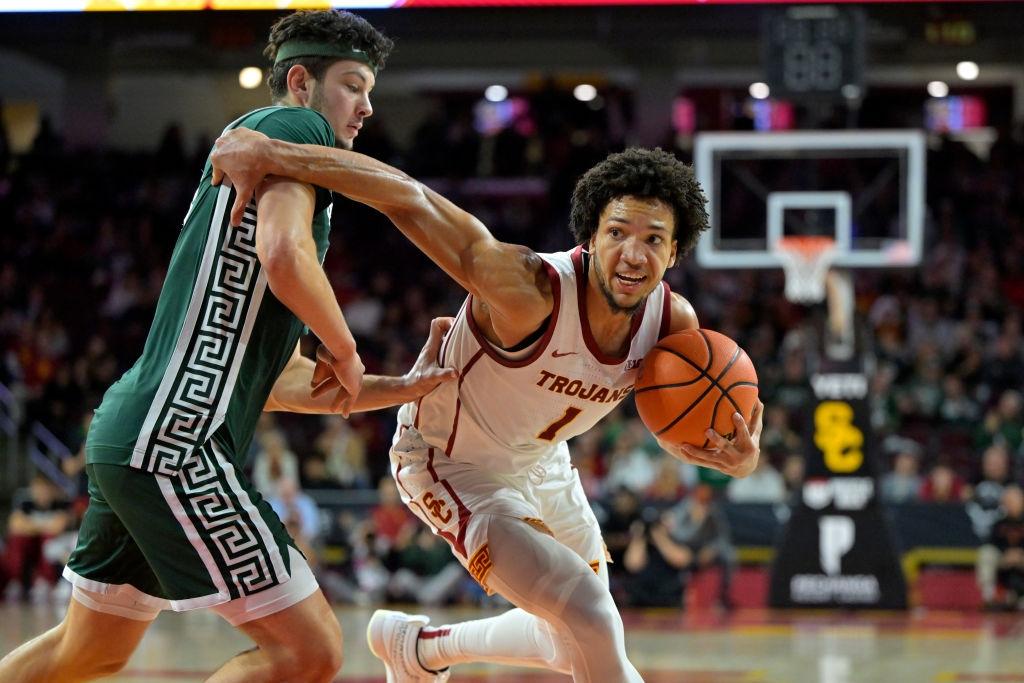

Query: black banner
[769,357,907,609]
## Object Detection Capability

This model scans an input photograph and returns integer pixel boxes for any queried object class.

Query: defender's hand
[658,401,763,479]
[311,345,365,418]
[210,128,274,226]
[404,317,458,397]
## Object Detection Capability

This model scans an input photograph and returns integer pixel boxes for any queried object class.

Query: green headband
[274,40,378,75]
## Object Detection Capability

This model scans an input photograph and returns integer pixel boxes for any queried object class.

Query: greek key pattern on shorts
[136,200,263,475]
[176,443,281,598]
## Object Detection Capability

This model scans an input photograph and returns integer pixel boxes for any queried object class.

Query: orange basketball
[635,329,759,448]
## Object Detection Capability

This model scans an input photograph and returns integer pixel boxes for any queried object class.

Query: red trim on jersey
[426,448,471,558]
[444,349,486,456]
[658,281,672,340]
[464,260,561,369]
[571,246,648,365]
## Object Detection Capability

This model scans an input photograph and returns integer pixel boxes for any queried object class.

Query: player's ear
[668,238,678,268]
[286,64,314,106]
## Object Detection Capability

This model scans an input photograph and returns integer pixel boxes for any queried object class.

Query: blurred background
[1,0,1023,627]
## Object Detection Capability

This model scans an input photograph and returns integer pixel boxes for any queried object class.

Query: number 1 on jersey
[538,406,583,441]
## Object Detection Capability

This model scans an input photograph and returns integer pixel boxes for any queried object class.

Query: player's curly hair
[569,147,710,258]
[265,10,394,102]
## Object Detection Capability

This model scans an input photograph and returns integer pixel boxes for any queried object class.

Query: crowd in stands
[2,90,1024,610]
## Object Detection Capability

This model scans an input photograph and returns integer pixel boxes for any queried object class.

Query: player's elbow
[385,179,434,222]
[259,238,304,284]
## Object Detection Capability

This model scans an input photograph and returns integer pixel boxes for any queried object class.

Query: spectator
[663,484,736,609]
[603,419,659,495]
[314,414,370,489]
[975,390,1024,453]
[938,375,981,427]
[266,477,322,569]
[728,456,786,504]
[781,453,806,503]
[251,428,300,497]
[622,507,687,608]
[967,444,1015,541]
[919,462,968,503]
[879,439,924,504]
[300,454,341,491]
[759,404,801,455]
[977,485,1024,610]
[369,476,417,550]
[3,475,70,601]
[645,454,688,504]
[387,526,465,606]
[597,486,643,597]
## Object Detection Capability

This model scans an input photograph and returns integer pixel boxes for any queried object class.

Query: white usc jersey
[394,245,671,475]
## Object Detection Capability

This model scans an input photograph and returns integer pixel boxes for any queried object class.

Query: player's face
[308,60,375,150]
[588,195,677,315]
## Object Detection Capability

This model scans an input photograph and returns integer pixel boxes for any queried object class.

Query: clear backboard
[694,130,926,271]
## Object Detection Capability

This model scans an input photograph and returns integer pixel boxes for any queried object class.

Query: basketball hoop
[773,236,838,304]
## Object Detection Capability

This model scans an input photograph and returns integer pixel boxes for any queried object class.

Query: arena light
[748,82,770,100]
[573,84,598,103]
[484,85,508,103]
[956,61,980,81]
[927,81,949,98]
[238,67,263,90]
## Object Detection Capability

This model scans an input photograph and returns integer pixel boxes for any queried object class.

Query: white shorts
[390,428,606,592]
[70,545,318,626]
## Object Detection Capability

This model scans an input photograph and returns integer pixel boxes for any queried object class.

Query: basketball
[635,329,759,448]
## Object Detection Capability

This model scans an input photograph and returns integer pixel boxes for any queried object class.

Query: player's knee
[560,583,619,647]
[270,623,343,682]
[49,621,132,680]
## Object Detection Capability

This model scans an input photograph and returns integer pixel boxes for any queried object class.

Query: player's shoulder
[665,290,698,335]
[229,106,335,147]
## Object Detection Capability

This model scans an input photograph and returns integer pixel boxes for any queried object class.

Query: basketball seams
[707,380,759,447]
[634,338,714,393]
[652,343,745,438]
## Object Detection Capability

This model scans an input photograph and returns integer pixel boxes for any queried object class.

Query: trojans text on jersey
[536,370,633,404]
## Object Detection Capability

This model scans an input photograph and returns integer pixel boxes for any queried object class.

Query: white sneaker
[367,609,451,682]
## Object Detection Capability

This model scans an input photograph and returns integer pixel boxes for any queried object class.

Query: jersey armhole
[464,260,561,368]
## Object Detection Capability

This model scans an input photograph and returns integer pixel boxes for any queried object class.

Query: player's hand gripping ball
[635,329,759,448]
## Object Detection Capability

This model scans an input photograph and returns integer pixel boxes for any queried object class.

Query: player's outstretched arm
[266,318,458,414]
[255,176,364,415]
[212,128,552,342]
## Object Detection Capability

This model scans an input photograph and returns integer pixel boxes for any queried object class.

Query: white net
[773,237,838,304]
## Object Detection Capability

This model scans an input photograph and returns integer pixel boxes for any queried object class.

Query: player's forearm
[350,375,425,412]
[267,364,415,414]
[264,139,493,292]
[262,248,356,360]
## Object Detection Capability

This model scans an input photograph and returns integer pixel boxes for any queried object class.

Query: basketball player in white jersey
[210,135,763,682]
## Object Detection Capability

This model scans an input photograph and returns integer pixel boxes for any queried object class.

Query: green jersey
[87,106,335,475]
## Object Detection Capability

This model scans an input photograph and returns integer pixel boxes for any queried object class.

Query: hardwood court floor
[2,602,1024,682]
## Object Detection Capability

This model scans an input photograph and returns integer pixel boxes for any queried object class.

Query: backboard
[694,130,926,270]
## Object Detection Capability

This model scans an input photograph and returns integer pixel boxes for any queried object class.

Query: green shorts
[66,439,303,614]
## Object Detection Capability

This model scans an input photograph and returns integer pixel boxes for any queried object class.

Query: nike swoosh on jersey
[551,350,577,358]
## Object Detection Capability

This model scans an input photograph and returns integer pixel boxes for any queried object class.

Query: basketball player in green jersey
[0,10,455,683]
